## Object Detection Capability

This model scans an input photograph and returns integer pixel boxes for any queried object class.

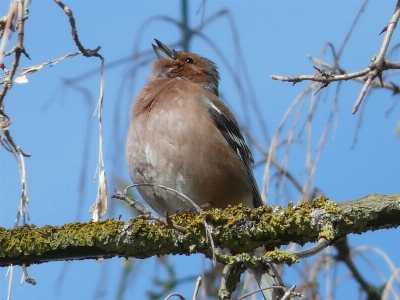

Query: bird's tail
[251,262,285,300]
[250,246,286,300]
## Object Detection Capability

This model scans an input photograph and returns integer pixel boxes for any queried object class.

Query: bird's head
[151,39,220,96]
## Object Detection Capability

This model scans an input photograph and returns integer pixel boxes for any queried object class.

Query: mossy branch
[0,194,399,268]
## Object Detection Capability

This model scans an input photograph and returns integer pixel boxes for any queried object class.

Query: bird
[126,39,285,299]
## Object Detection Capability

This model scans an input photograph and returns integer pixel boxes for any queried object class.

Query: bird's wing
[203,96,264,208]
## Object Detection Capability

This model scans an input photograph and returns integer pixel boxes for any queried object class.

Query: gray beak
[152,39,177,60]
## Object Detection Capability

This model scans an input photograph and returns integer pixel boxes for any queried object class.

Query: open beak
[152,39,177,60]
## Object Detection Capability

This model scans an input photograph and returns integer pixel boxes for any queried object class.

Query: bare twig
[192,277,202,300]
[294,238,329,259]
[362,1,400,113]
[5,265,13,300]
[0,2,31,221]
[243,129,316,199]
[12,52,80,83]
[14,149,29,226]
[335,238,381,299]
[280,285,303,300]
[91,56,107,221]
[308,55,400,94]
[53,0,107,220]
[116,184,217,264]
[271,67,371,85]
[0,2,17,70]
[336,0,369,60]
[22,263,36,285]
[165,293,185,300]
[53,0,102,59]
[382,266,400,299]
[0,0,28,107]
[112,188,188,234]
[271,1,400,114]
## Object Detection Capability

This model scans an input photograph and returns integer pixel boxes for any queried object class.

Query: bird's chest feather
[128,81,219,184]
[126,79,254,212]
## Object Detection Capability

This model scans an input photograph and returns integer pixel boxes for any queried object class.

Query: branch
[307,55,400,95]
[53,0,102,59]
[0,0,29,107]
[0,194,399,268]
[271,0,400,114]
[335,238,382,300]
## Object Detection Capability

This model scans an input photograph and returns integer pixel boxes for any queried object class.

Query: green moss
[1,194,399,268]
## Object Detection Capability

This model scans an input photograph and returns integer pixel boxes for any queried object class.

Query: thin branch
[22,263,36,285]
[335,238,381,299]
[352,75,373,113]
[308,55,400,94]
[294,238,329,259]
[243,130,309,197]
[53,0,107,221]
[271,1,400,114]
[336,0,369,60]
[271,67,371,85]
[0,0,28,107]
[53,0,102,59]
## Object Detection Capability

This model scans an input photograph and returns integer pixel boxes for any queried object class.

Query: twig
[336,0,369,60]
[237,284,303,300]
[165,294,185,300]
[192,277,202,300]
[118,184,217,263]
[91,56,107,221]
[357,0,400,114]
[0,3,31,236]
[271,67,371,85]
[335,238,381,299]
[220,263,247,299]
[6,265,13,300]
[53,0,102,59]
[112,188,188,234]
[308,55,400,94]
[53,0,106,220]
[281,285,303,300]
[0,2,17,70]
[14,149,29,226]
[243,130,308,196]
[352,75,373,113]
[271,1,400,114]
[294,238,329,259]
[22,263,36,285]
[0,0,29,107]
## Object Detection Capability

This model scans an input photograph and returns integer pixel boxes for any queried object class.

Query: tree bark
[0,194,399,268]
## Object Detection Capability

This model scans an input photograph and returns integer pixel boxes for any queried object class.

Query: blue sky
[0,1,399,299]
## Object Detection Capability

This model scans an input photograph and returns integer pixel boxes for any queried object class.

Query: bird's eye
[185,57,194,64]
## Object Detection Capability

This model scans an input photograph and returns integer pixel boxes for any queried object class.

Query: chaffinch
[126,39,284,299]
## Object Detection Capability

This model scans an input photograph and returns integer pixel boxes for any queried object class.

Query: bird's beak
[152,39,177,60]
